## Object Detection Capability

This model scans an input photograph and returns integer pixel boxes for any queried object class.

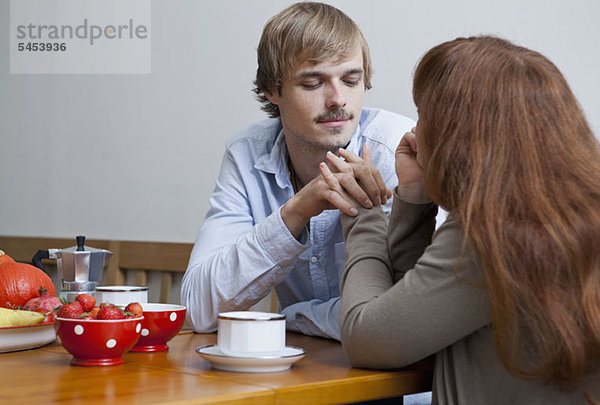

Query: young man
[181,2,414,340]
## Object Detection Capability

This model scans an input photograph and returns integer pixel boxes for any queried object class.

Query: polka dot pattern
[57,317,152,365]
[170,312,177,322]
[69,324,131,350]
[141,328,150,336]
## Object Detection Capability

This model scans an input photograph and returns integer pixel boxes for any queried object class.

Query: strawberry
[124,302,143,318]
[90,306,100,319]
[78,313,94,320]
[75,294,96,312]
[96,304,125,320]
[57,301,84,319]
[44,312,56,323]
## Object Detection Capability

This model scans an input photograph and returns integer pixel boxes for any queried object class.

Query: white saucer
[196,344,306,373]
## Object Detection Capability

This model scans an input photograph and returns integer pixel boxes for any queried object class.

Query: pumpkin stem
[38,287,50,297]
[0,250,4,256]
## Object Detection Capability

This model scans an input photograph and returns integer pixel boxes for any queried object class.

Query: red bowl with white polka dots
[130,303,186,353]
[55,316,143,366]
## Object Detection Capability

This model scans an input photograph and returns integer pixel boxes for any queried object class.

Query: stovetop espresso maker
[32,235,113,302]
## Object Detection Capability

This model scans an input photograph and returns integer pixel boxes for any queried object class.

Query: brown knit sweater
[339,189,599,404]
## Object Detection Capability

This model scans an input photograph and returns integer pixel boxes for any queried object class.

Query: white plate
[0,322,56,353]
[196,344,305,373]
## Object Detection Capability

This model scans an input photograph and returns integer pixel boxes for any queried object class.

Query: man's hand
[281,144,391,238]
[281,174,348,238]
[331,145,392,208]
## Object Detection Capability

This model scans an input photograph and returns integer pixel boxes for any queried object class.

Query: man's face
[266,45,365,153]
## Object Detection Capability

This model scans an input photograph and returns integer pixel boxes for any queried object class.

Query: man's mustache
[315,109,353,122]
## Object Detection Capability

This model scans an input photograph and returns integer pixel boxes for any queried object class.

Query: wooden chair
[0,236,281,312]
[0,236,193,304]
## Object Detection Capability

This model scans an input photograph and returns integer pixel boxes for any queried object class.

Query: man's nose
[325,82,347,109]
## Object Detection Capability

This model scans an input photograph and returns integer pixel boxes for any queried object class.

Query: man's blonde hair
[253,2,372,118]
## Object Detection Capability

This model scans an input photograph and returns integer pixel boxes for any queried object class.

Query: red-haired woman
[321,36,600,404]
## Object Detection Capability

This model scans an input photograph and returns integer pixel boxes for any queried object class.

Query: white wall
[1,0,599,243]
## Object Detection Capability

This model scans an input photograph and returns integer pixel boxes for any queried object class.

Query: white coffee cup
[95,286,148,306]
[217,311,285,357]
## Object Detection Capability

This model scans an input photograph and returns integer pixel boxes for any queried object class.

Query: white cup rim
[217,311,285,322]
[96,286,149,292]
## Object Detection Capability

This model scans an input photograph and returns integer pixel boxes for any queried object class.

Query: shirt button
[310,256,318,263]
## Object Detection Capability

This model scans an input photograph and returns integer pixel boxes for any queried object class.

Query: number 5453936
[17,42,66,51]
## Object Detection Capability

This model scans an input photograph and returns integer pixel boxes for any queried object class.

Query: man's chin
[321,136,353,152]
[324,127,343,135]
[302,122,356,151]
[326,126,355,145]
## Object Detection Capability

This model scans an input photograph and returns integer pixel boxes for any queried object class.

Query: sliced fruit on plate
[0,307,45,327]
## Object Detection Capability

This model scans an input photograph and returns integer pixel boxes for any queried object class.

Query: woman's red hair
[413,36,600,387]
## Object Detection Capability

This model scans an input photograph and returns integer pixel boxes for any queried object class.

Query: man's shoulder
[226,118,283,151]
[359,108,415,152]
[360,107,415,130]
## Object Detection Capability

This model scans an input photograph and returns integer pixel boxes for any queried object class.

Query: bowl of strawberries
[54,294,144,366]
[130,303,186,353]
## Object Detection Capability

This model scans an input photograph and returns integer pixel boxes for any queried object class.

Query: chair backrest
[0,236,193,304]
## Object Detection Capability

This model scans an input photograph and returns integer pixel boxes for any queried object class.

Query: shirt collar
[254,126,289,190]
[254,121,363,191]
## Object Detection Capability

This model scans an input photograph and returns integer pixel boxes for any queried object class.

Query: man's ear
[264,89,280,105]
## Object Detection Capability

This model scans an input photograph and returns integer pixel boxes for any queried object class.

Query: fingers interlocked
[318,144,392,217]
[319,162,358,217]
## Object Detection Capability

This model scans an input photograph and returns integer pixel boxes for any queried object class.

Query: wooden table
[0,331,433,404]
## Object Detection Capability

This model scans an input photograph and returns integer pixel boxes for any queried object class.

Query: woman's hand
[329,144,392,207]
[317,144,392,216]
[395,128,425,187]
[394,128,432,203]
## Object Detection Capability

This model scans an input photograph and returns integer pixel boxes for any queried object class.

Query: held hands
[281,144,391,238]
[319,144,391,217]
[283,128,429,238]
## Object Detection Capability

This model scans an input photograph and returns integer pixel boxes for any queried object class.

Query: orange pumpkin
[0,250,56,308]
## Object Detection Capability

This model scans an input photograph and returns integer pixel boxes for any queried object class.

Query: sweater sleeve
[339,189,491,369]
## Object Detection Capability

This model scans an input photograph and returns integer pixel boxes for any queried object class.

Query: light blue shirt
[181,108,415,340]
